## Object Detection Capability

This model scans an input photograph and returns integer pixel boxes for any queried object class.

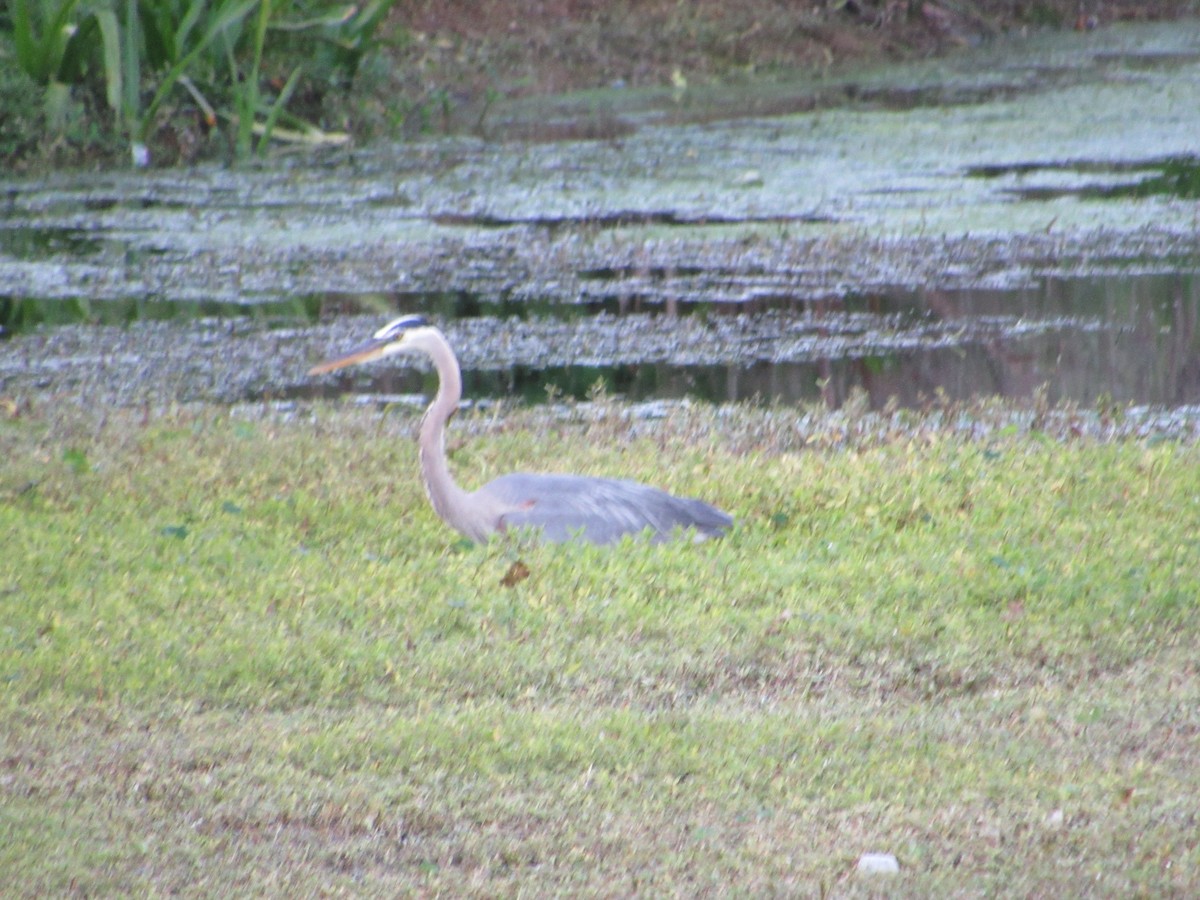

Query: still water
[1,273,1196,411]
[299,273,1199,411]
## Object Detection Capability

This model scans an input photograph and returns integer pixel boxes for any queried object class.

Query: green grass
[1,401,1198,895]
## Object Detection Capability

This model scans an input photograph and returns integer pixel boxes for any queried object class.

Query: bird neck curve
[414,329,477,536]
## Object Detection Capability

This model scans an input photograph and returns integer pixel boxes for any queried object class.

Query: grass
[1,399,1198,895]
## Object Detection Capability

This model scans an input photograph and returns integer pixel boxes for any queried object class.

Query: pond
[1,21,1199,413]
[296,273,1199,410]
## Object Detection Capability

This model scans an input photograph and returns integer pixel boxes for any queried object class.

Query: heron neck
[418,333,475,533]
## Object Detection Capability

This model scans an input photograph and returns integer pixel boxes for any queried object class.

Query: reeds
[6,0,396,164]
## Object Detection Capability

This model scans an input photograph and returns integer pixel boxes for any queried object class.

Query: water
[2,21,1199,413]
[6,272,1191,412]
[298,273,1200,410]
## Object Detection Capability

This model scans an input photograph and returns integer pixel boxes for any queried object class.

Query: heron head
[308,314,433,375]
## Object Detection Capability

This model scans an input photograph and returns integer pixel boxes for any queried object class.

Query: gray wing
[480,473,733,545]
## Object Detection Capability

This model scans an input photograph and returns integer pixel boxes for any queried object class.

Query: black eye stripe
[375,314,427,340]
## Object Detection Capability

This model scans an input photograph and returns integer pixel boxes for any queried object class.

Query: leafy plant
[133,0,260,148]
[2,0,398,164]
[0,51,45,157]
[9,0,80,85]
[273,0,395,82]
[10,0,113,128]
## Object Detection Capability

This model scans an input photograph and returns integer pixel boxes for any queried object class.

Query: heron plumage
[482,472,731,544]
[310,317,733,545]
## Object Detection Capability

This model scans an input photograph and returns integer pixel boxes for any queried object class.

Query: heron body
[310,315,733,545]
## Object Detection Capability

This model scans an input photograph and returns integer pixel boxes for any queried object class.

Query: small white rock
[856,852,900,874]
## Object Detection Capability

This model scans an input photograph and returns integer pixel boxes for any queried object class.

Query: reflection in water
[330,274,1200,410]
[2,273,1198,411]
[880,275,1199,409]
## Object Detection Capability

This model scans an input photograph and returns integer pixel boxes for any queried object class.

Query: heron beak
[308,336,393,375]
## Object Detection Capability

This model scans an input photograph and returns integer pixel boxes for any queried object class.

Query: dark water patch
[6,263,1198,412]
[311,290,591,324]
[1,172,416,220]
[311,284,933,324]
[1084,157,1200,200]
[492,116,639,144]
[1092,51,1200,70]
[289,273,1200,411]
[296,362,726,407]
[579,265,709,283]
[431,210,830,231]
[0,227,104,260]
[297,359,839,408]
[967,160,1160,179]
[843,83,1026,111]
[0,294,322,337]
[294,324,1199,412]
[969,156,1200,201]
[82,197,120,212]
[4,273,1199,413]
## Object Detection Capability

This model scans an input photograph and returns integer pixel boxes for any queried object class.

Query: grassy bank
[2,401,1197,894]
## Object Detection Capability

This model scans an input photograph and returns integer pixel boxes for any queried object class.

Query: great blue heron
[309,315,733,544]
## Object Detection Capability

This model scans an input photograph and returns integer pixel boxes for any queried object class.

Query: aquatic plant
[9,0,116,130]
[2,0,398,164]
